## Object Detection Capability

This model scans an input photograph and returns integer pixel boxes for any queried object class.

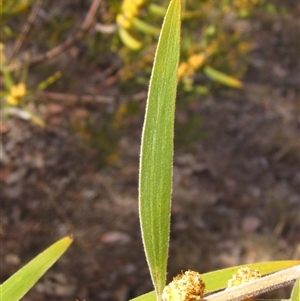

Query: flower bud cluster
[162,270,205,301]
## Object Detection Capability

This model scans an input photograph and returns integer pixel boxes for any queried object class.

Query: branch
[6,0,102,71]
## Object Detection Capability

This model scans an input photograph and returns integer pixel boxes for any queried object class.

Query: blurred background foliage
[0,0,288,163]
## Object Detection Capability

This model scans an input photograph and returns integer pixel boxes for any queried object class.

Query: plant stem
[202,265,300,301]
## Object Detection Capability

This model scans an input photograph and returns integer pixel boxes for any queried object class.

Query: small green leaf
[132,17,160,35]
[118,28,142,50]
[0,235,73,301]
[148,4,167,17]
[139,0,181,299]
[35,71,62,92]
[204,65,243,88]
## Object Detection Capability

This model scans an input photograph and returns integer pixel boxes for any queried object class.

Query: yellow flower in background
[116,13,131,29]
[117,0,147,29]
[6,83,27,106]
[177,54,207,81]
[187,53,206,70]
[177,43,217,81]
[177,62,190,80]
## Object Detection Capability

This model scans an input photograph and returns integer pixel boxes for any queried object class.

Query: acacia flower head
[7,83,27,106]
[162,270,205,301]
[226,267,261,301]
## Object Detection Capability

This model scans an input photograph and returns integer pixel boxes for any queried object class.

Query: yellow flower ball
[162,270,205,301]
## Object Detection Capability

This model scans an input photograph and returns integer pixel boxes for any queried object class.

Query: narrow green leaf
[132,17,160,35]
[139,0,181,299]
[148,4,167,17]
[35,71,62,92]
[130,291,156,301]
[118,27,142,50]
[0,235,73,301]
[130,261,300,301]
[291,277,300,301]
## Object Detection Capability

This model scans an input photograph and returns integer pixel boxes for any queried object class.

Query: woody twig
[7,0,42,63]
[6,0,102,72]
